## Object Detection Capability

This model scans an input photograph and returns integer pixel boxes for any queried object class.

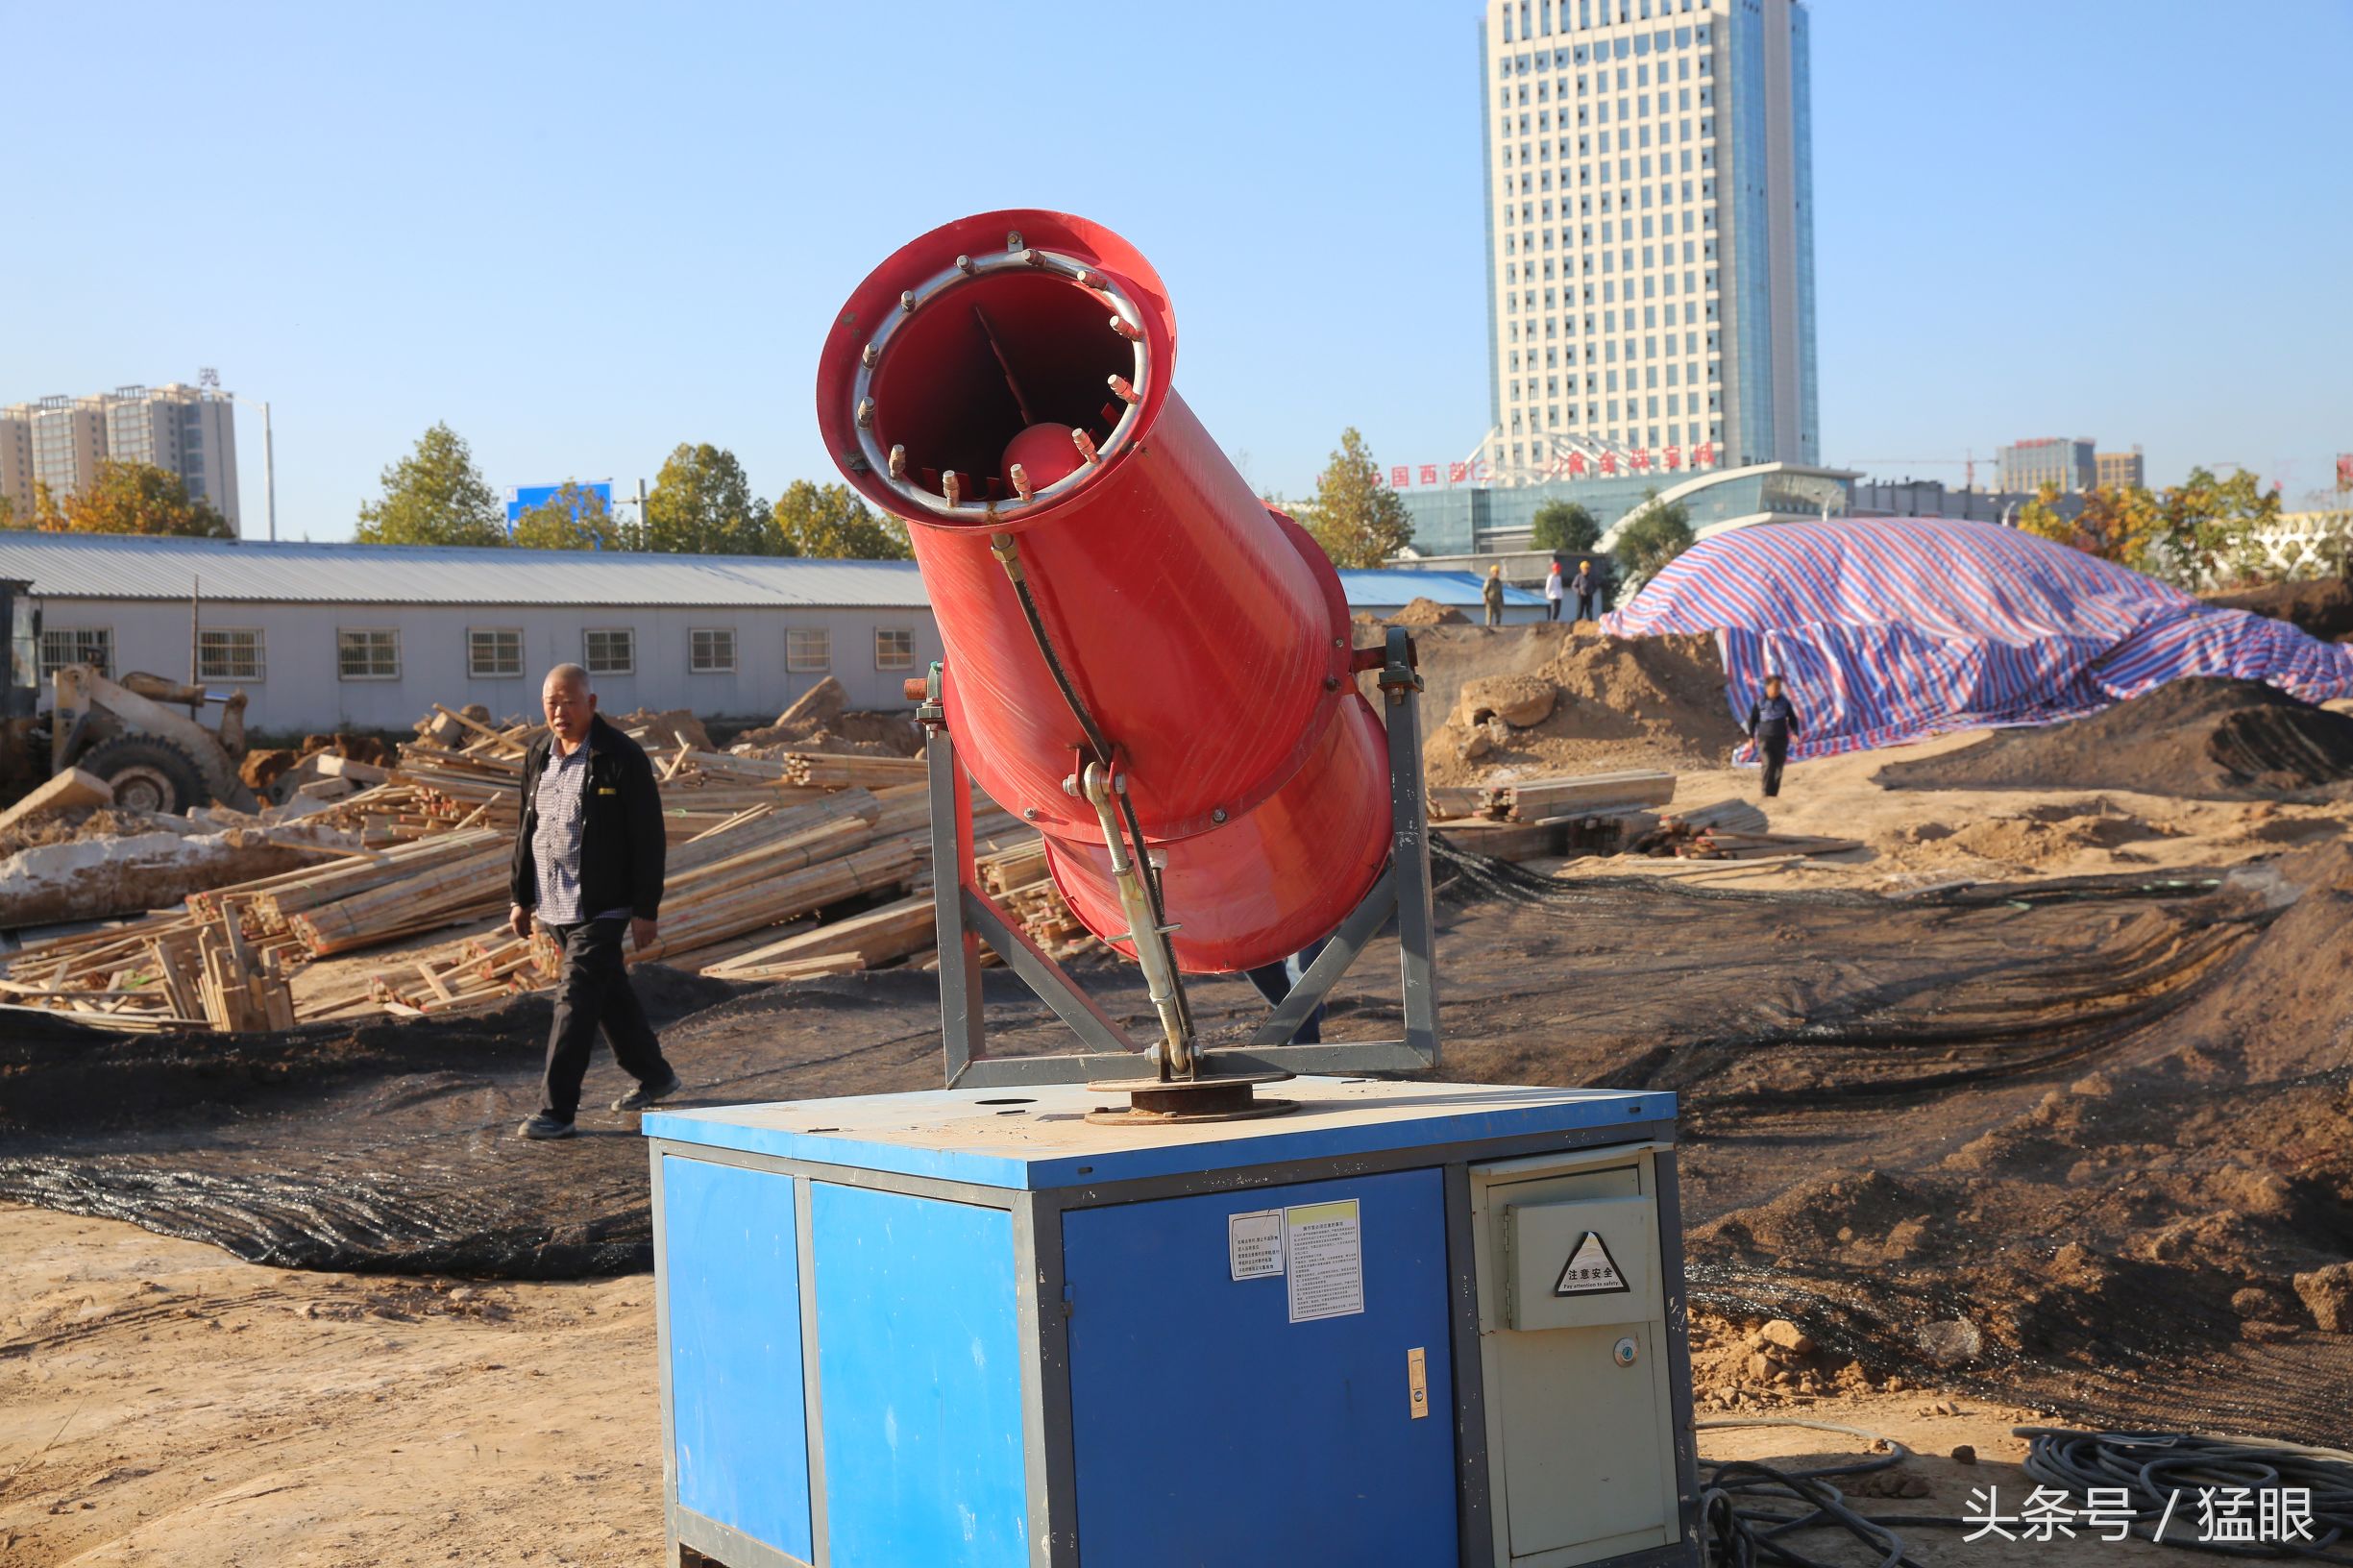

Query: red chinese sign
[1380,445,1715,488]
[2339,453,2352,491]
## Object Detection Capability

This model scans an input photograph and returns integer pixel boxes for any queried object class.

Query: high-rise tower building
[1481,0,1817,472]
[0,382,240,525]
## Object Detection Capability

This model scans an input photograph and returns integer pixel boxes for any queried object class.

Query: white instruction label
[1228,1209,1284,1280]
[1285,1199,1364,1323]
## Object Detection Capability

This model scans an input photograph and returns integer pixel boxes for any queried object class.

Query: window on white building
[584,628,635,675]
[689,628,737,674]
[873,628,916,672]
[37,626,110,678]
[197,628,264,682]
[469,628,524,678]
[337,628,401,681]
[786,628,831,673]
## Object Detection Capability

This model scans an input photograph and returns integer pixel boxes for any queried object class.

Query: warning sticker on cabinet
[1285,1200,1364,1323]
[1553,1229,1630,1296]
[1227,1209,1284,1280]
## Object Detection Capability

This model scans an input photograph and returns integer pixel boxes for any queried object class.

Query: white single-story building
[0,531,1545,734]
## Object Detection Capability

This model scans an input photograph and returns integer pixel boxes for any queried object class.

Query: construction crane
[1846,452,1996,490]
[640,209,1703,1568]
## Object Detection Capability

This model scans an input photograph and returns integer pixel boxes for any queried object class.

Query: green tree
[771,480,909,559]
[355,423,507,547]
[511,480,633,551]
[2016,469,2278,588]
[1610,488,1695,584]
[2153,467,2279,587]
[1306,428,1413,568]
[1530,499,1600,555]
[0,491,13,528]
[644,443,772,554]
[38,460,233,538]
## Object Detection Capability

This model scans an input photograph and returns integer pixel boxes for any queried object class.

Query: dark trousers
[1576,591,1598,621]
[1759,731,1790,797]
[1545,598,1561,621]
[1243,938,1330,1044]
[542,918,672,1121]
[1483,601,1502,626]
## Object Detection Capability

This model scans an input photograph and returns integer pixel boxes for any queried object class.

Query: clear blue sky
[6,1,2346,539]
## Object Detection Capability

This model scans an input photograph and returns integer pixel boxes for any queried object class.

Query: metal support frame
[924,626,1440,1088]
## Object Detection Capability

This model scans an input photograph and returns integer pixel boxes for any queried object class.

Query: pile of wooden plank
[0,697,1038,1031]
[2,905,297,1032]
[1434,769,1679,863]
[978,839,1101,960]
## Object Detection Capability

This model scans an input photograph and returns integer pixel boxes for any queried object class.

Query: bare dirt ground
[7,624,2353,1563]
[0,1207,658,1567]
[1,1206,2192,1568]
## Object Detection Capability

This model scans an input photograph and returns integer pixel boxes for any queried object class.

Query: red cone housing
[817,209,1389,973]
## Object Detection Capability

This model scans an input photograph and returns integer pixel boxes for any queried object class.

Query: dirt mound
[1890,803,2171,870]
[611,708,712,751]
[1422,630,1742,786]
[242,733,399,795]
[1876,677,2353,799]
[2209,577,2353,643]
[735,676,921,757]
[1385,597,1468,625]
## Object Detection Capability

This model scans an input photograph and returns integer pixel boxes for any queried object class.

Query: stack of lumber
[703,893,937,983]
[1434,770,1679,863]
[1482,769,1677,823]
[977,839,1100,960]
[2,905,296,1032]
[0,692,1051,1031]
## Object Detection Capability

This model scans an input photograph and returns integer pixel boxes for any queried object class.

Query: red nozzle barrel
[818,209,1389,973]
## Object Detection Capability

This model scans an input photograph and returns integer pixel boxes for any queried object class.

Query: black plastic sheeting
[6,847,2352,1443]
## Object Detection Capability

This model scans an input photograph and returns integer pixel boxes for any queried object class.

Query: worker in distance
[1744,672,1802,799]
[508,663,684,1140]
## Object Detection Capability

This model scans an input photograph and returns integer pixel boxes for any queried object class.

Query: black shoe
[611,1071,684,1114]
[516,1113,577,1140]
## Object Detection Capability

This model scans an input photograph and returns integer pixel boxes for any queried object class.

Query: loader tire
[75,735,210,816]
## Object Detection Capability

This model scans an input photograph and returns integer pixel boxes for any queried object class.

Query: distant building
[0,412,32,517]
[1397,457,1854,583]
[2096,446,2145,490]
[1481,0,1819,472]
[0,383,240,525]
[1998,438,2096,496]
[0,532,1548,732]
[1849,478,2081,526]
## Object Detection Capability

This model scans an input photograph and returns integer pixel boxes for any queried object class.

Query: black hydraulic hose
[987,532,1193,1041]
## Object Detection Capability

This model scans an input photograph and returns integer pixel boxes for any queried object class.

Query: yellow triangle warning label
[1553,1230,1629,1296]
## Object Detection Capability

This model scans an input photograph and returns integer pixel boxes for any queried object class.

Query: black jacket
[1745,693,1801,741]
[509,714,668,919]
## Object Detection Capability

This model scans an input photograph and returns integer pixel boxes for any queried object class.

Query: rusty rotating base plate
[1082,1070,1300,1126]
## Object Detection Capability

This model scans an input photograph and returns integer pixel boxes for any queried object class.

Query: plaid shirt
[531,742,630,924]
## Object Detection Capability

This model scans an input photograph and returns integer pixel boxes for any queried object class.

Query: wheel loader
[0,576,258,816]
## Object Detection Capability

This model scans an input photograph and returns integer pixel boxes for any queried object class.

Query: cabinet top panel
[646,1078,1675,1190]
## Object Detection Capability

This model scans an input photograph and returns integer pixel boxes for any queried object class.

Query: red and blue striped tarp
[1599,518,2353,762]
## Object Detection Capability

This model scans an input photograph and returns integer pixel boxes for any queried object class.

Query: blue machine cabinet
[647,1078,1700,1568]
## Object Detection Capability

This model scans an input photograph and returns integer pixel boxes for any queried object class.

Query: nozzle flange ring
[848,245,1151,524]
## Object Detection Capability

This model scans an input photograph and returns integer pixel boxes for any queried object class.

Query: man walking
[510,663,681,1140]
[1483,562,1506,628]
[1571,558,1599,623]
[1543,558,1564,622]
[1743,672,1802,799]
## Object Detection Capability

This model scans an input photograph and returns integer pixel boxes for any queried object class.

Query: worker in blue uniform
[1743,673,1801,798]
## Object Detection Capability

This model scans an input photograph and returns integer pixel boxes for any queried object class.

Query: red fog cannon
[819,209,1438,1108]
